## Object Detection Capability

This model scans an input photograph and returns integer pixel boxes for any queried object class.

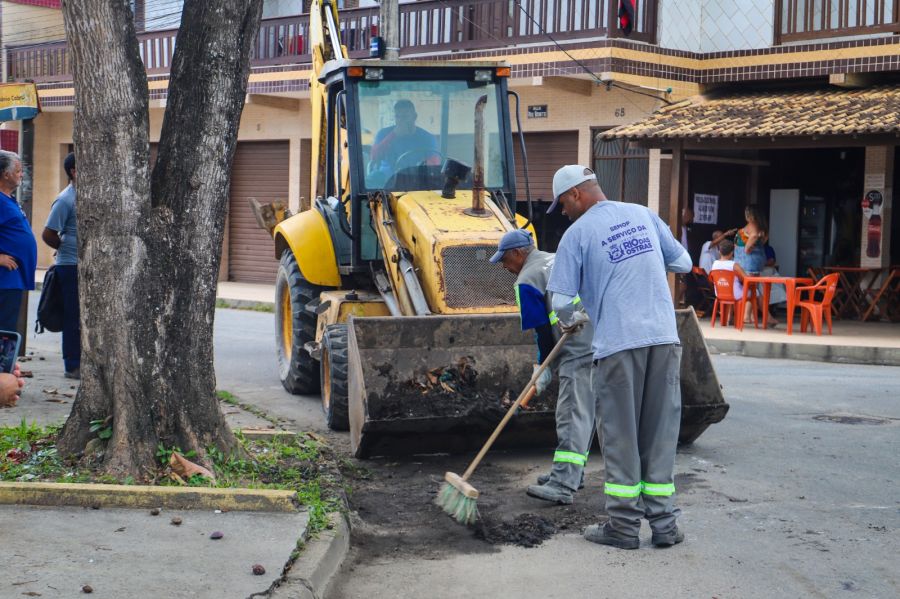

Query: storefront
[605,85,899,276]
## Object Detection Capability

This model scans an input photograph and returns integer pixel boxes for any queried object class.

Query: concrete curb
[707,338,900,367]
[268,513,351,599]
[0,481,300,512]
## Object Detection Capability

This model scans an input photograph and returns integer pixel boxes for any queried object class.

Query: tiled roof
[603,85,900,140]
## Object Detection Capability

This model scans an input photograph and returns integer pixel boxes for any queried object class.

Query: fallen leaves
[168,452,215,484]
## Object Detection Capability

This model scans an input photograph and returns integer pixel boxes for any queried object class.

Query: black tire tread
[276,250,324,395]
[321,323,350,431]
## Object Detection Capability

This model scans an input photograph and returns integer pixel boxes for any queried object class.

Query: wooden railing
[775,0,900,43]
[7,0,657,83]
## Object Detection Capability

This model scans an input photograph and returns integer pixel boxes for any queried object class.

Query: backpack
[35,265,64,333]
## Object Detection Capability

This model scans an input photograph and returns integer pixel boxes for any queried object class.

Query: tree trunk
[57,0,264,479]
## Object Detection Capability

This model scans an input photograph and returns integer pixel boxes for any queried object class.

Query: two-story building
[2,0,898,283]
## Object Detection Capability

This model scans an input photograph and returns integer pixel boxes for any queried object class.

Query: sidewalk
[700,317,900,366]
[2,291,348,599]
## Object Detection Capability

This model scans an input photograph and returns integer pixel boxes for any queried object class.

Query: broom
[436,331,573,525]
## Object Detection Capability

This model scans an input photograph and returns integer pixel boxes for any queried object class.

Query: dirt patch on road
[338,447,607,562]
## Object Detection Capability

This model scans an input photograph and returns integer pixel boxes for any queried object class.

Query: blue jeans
[0,288,23,333]
[55,265,81,372]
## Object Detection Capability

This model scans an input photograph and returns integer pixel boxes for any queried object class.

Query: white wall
[659,0,774,52]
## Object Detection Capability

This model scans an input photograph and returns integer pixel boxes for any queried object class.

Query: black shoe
[537,471,585,490]
[583,523,639,550]
[651,526,684,547]
[526,481,574,505]
[64,368,81,380]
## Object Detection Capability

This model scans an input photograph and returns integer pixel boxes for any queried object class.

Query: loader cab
[319,60,518,272]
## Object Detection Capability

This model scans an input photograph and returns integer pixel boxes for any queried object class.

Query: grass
[215,299,274,313]
[0,420,343,535]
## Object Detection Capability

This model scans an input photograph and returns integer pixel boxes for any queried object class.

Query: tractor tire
[320,323,350,431]
[275,249,324,395]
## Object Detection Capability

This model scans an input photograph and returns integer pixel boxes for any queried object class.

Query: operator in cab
[369,100,439,181]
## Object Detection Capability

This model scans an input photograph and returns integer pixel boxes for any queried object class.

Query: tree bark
[57,0,264,479]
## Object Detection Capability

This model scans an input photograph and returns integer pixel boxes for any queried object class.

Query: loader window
[358,80,508,192]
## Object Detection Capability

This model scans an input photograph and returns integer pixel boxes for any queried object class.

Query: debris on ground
[252,564,266,575]
[171,517,183,526]
[168,451,215,484]
[210,531,224,540]
[474,513,557,548]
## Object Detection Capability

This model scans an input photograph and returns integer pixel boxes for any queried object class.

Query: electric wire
[511,0,672,106]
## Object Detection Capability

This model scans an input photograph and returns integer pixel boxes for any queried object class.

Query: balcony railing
[775,0,900,43]
[7,0,657,83]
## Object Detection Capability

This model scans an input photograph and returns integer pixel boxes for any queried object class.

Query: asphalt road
[18,303,900,598]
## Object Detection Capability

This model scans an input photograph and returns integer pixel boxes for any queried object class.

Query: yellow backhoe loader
[254,0,728,457]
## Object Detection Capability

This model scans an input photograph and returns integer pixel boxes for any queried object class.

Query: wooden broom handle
[461,331,573,481]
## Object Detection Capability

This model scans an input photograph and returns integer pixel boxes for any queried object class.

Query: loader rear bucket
[347,309,728,458]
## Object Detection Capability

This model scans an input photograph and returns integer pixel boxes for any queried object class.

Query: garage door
[512,131,578,251]
[228,141,289,283]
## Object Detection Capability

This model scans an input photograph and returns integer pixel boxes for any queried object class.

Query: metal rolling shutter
[512,131,579,251]
[228,141,288,283]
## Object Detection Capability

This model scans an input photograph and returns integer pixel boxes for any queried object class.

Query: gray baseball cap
[489,229,534,263]
[546,165,597,214]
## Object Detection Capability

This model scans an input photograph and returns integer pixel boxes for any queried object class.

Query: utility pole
[380,0,399,60]
[16,118,34,355]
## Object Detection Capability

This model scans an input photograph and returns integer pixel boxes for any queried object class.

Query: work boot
[526,481,574,505]
[64,368,81,380]
[583,523,639,550]
[651,526,685,548]
[536,471,585,489]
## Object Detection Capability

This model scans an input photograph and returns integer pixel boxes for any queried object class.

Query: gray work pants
[592,344,682,538]
[549,354,596,491]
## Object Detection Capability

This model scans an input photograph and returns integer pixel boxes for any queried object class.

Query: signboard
[862,190,883,259]
[527,104,547,118]
[693,193,718,224]
[0,83,40,122]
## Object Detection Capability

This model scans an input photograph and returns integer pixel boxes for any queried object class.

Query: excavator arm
[309,0,346,202]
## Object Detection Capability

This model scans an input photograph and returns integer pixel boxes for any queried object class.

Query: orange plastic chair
[709,269,757,329]
[793,273,840,335]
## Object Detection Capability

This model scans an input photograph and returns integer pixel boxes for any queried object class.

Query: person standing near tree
[42,152,81,379]
[0,150,37,334]
[489,229,595,505]
[546,165,691,550]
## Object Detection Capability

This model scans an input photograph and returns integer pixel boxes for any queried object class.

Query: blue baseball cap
[489,229,534,263]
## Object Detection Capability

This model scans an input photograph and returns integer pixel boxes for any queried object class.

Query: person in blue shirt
[546,165,691,551]
[0,150,37,335]
[42,152,80,379]
[490,229,595,505]
[369,100,438,180]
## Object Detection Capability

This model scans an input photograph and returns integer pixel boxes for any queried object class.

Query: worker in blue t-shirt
[369,100,438,181]
[42,152,80,379]
[546,165,692,551]
[0,150,37,335]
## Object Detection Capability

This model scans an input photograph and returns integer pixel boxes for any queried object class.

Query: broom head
[436,471,480,526]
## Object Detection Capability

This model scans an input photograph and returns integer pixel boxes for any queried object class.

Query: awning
[602,85,900,141]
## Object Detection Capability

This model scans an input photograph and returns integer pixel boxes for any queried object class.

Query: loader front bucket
[347,314,560,458]
[347,309,729,458]
[675,308,729,443]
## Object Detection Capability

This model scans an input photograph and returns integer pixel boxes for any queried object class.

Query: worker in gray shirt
[42,152,80,379]
[490,229,595,504]
[547,165,692,550]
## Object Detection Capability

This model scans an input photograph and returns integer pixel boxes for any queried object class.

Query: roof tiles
[603,85,900,140]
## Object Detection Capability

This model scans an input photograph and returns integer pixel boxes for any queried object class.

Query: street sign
[527,104,547,118]
[0,83,40,122]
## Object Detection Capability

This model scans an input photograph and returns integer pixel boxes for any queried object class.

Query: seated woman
[710,239,746,303]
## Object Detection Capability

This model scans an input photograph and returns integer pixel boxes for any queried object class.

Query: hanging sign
[693,193,718,224]
[0,83,40,122]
